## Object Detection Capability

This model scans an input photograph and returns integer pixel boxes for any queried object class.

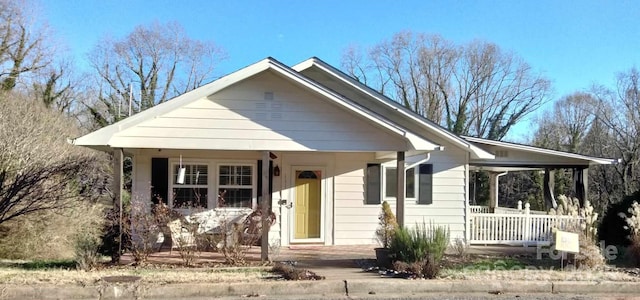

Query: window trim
[167,159,257,211]
[216,162,258,209]
[381,164,418,201]
[168,160,211,209]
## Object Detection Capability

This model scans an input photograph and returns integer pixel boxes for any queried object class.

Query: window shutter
[418,164,433,205]
[151,158,168,205]
[366,163,381,205]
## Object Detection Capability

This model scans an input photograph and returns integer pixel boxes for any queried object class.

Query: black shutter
[257,160,273,207]
[151,158,169,205]
[418,164,433,205]
[366,163,381,205]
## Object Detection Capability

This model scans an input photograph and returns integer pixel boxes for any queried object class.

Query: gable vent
[495,150,509,158]
[264,92,274,100]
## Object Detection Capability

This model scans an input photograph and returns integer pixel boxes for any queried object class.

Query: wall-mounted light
[273,164,280,177]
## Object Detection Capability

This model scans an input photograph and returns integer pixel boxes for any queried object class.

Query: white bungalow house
[72,57,617,248]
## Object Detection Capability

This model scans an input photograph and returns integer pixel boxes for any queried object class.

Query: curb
[1,280,639,299]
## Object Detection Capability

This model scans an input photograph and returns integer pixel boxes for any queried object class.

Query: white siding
[334,153,380,245]
[332,147,468,245]
[112,71,406,152]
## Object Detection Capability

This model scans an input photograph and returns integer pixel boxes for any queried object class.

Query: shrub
[451,238,469,259]
[375,201,398,248]
[621,201,640,266]
[389,222,449,264]
[0,203,104,260]
[393,255,440,279]
[598,191,640,247]
[574,230,606,269]
[74,231,101,271]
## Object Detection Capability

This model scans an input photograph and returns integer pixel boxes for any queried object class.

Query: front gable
[109,70,410,151]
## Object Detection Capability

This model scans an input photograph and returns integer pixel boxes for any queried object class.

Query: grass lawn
[438,252,640,281]
[0,259,268,285]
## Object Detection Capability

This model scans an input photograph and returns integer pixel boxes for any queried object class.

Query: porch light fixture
[273,165,280,177]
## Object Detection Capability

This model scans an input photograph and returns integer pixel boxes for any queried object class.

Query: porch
[468,202,583,246]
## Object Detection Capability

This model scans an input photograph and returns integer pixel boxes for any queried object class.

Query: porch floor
[119,244,536,280]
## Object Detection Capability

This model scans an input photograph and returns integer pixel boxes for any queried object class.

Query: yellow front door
[294,170,321,239]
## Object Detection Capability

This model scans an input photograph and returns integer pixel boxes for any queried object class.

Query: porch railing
[469,204,583,246]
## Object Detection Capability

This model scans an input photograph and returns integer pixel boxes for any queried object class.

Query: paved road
[177,293,639,300]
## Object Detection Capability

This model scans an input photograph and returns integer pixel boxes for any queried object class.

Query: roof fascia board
[464,136,619,165]
[268,59,441,151]
[293,58,493,159]
[73,59,273,147]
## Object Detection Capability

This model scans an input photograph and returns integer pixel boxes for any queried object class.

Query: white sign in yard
[554,230,580,253]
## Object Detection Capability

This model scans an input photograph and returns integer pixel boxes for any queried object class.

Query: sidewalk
[2,279,640,299]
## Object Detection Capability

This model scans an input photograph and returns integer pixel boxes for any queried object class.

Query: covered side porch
[463,137,618,246]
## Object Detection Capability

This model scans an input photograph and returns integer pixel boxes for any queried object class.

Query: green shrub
[599,191,640,247]
[389,222,450,264]
[375,201,398,248]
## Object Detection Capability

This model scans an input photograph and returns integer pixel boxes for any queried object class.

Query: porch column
[396,151,405,227]
[488,172,498,211]
[543,168,557,210]
[574,167,589,207]
[261,151,271,262]
[112,148,124,260]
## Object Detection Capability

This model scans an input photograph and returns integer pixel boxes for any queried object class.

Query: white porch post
[396,151,405,228]
[261,151,271,262]
[112,148,124,259]
[488,172,498,211]
[543,168,557,210]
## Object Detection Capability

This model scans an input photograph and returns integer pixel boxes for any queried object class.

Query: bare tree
[0,0,51,91]
[341,31,551,140]
[87,21,226,126]
[533,92,596,153]
[0,91,108,225]
[590,68,640,196]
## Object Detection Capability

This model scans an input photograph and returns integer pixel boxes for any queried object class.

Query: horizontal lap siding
[113,71,405,152]
[333,153,379,245]
[404,147,467,240]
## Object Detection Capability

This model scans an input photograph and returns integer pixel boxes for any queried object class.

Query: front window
[172,164,208,208]
[384,167,416,199]
[218,165,254,208]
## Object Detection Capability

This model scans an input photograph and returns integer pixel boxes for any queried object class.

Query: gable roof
[292,57,495,160]
[72,57,442,152]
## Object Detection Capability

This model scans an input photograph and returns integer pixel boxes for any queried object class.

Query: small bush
[389,222,449,264]
[574,230,606,269]
[74,231,101,271]
[375,201,398,248]
[393,256,440,279]
[451,238,469,259]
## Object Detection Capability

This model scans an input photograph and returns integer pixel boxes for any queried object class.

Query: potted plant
[375,201,398,268]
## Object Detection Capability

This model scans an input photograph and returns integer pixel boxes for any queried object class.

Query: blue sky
[41,0,639,141]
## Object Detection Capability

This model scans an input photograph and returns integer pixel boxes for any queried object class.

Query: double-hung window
[365,163,433,205]
[218,164,254,208]
[171,164,208,208]
[384,167,416,199]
